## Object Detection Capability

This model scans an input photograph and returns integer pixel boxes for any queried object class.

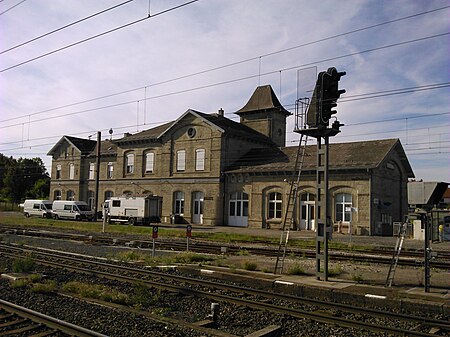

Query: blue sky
[1,0,449,181]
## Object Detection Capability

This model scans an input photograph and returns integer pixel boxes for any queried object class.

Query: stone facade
[47,85,414,235]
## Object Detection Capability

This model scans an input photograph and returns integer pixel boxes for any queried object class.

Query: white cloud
[0,0,448,181]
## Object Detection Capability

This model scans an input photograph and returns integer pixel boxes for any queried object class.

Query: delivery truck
[103,195,162,225]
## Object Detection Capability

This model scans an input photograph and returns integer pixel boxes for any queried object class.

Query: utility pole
[94,131,101,221]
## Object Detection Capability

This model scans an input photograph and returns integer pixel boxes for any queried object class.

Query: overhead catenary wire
[0,0,200,73]
[0,0,135,55]
[0,78,448,130]
[1,4,449,123]
[0,0,26,16]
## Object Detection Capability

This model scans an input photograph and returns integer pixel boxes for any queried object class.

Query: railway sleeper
[245,325,282,337]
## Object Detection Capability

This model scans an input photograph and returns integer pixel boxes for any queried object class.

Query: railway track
[0,299,107,337]
[1,225,450,269]
[1,243,449,337]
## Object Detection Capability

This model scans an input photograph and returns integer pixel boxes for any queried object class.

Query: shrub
[31,280,57,294]
[287,264,307,276]
[62,281,130,305]
[243,261,258,271]
[352,274,364,283]
[12,257,35,273]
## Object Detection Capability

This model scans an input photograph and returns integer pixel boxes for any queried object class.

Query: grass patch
[328,265,345,277]
[287,263,307,276]
[115,250,147,262]
[172,252,215,264]
[62,281,130,305]
[243,261,258,271]
[11,279,29,288]
[12,257,35,273]
[352,273,364,283]
[31,280,57,294]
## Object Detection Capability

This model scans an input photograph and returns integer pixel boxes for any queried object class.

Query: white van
[52,200,94,221]
[23,200,53,218]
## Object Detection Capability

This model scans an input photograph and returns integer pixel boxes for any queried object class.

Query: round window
[187,127,196,138]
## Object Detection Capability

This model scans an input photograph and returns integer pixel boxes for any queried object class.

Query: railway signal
[305,67,345,128]
[321,67,346,126]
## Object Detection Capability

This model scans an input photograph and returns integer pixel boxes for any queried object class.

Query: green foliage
[236,249,250,256]
[12,257,35,273]
[62,281,130,305]
[11,279,29,288]
[243,261,258,271]
[31,280,57,294]
[352,273,364,283]
[287,263,307,275]
[0,154,50,202]
[328,265,345,277]
[173,252,214,264]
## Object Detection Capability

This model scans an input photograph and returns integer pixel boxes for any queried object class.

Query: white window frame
[126,153,134,174]
[56,164,61,179]
[69,163,75,180]
[145,152,155,173]
[89,163,95,180]
[268,192,282,219]
[174,191,185,215]
[335,193,352,223]
[195,148,205,171]
[107,162,114,179]
[177,150,186,172]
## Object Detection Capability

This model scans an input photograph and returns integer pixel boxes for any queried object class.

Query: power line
[0,0,26,16]
[2,4,448,123]
[0,0,135,55]
[0,0,200,73]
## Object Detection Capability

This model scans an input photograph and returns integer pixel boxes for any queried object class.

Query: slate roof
[225,138,414,177]
[47,136,96,156]
[113,121,173,144]
[236,85,291,116]
[114,109,275,145]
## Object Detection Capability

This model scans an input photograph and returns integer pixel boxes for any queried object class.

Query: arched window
[54,190,62,200]
[174,191,185,215]
[67,190,75,201]
[268,192,282,219]
[335,193,352,222]
[125,153,134,174]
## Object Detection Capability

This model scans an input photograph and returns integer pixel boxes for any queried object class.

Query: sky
[1,0,449,182]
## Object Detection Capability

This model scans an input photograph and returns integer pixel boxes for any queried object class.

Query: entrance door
[300,202,315,230]
[228,192,248,227]
[192,191,204,224]
[299,192,315,230]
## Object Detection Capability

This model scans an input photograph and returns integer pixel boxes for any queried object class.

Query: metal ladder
[385,221,408,287]
[274,134,308,274]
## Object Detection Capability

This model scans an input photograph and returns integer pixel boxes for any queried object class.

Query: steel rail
[1,243,449,336]
[0,299,108,337]
[1,225,449,267]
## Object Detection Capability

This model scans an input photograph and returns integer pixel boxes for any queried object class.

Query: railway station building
[47,85,414,235]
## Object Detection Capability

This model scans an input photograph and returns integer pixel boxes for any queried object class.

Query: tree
[0,155,50,202]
